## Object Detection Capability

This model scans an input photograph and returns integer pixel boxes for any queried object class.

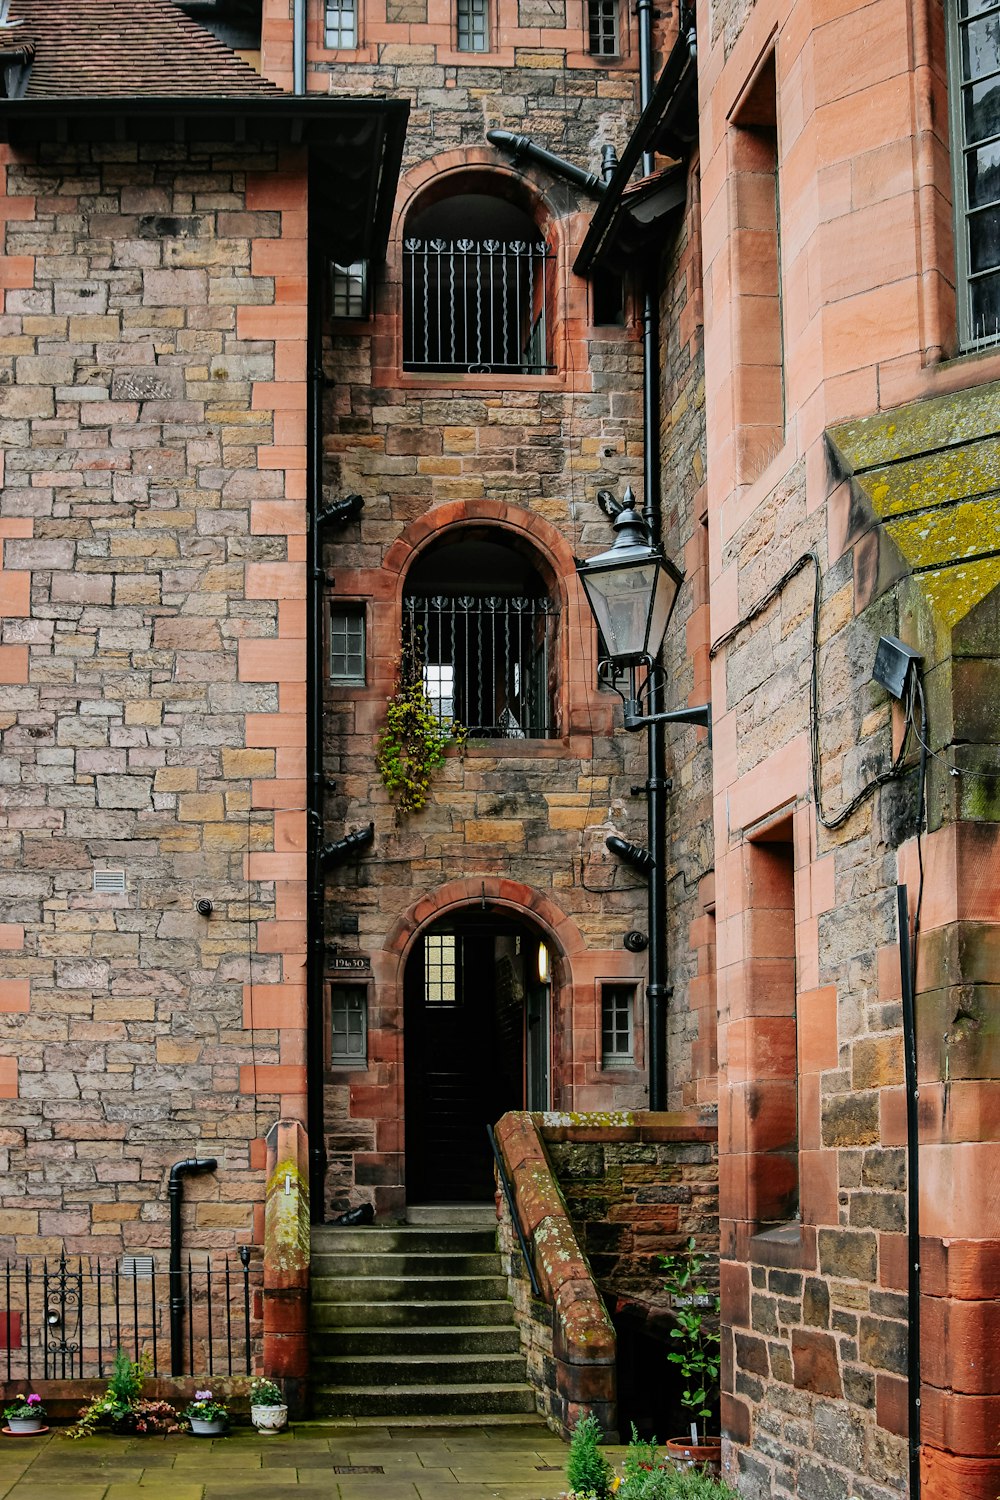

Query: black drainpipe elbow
[168,1157,217,1376]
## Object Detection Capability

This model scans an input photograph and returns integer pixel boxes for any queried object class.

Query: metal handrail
[487,1123,541,1298]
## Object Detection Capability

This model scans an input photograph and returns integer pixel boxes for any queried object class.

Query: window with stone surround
[601,982,636,1066]
[947,0,1000,348]
[330,602,366,685]
[402,530,558,739]
[330,260,368,320]
[456,0,489,50]
[402,186,554,374]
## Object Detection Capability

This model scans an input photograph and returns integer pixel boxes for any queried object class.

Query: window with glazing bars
[331,260,368,319]
[588,0,619,55]
[403,593,557,738]
[330,986,367,1066]
[425,934,460,1006]
[948,0,1000,347]
[330,604,365,685]
[601,983,635,1066]
[457,0,488,49]
[325,0,358,46]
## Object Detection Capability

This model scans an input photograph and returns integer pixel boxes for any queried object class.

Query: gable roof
[6,0,280,97]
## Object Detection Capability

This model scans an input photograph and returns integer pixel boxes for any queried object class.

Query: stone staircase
[310,1204,539,1420]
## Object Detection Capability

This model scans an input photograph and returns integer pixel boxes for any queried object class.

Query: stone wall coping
[533,1109,718,1145]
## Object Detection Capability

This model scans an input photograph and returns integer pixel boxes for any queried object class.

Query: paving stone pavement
[0,1421,611,1500]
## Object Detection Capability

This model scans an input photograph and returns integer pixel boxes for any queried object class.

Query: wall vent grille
[93,870,126,894]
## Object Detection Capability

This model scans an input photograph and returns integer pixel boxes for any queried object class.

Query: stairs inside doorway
[310,1203,539,1420]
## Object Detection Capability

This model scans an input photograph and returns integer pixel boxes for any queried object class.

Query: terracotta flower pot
[665,1436,722,1475]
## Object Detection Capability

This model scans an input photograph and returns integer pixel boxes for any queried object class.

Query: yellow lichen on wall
[264,1157,310,1274]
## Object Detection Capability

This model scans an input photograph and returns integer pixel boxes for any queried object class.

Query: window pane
[425,934,459,1006]
[968,140,1000,207]
[325,0,357,46]
[970,269,1000,340]
[961,0,1000,18]
[961,11,1000,81]
[969,203,1000,270]
[331,606,365,685]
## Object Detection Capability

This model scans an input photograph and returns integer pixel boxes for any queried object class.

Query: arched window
[402,189,554,374]
[403,532,558,738]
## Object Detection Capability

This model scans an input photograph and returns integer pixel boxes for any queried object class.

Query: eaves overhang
[574,32,697,277]
[0,94,410,265]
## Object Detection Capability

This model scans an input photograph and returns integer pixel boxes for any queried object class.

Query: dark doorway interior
[404,913,551,1203]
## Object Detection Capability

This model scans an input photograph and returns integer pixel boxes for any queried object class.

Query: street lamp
[575,487,711,1109]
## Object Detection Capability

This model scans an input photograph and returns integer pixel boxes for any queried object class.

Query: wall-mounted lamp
[537,942,550,984]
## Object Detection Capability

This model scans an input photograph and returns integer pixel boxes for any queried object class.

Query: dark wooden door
[404,929,523,1203]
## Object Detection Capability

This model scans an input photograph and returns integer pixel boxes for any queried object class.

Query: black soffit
[0,95,410,266]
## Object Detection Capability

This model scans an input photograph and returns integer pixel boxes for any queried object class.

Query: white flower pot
[189,1417,227,1436]
[250,1403,288,1435]
[7,1418,43,1434]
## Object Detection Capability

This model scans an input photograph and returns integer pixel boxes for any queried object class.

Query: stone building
[1,0,999,1492]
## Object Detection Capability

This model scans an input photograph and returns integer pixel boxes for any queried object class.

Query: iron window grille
[403,593,558,739]
[588,0,620,56]
[330,603,366,685]
[325,0,358,48]
[947,0,1000,348]
[330,986,367,1066]
[403,237,554,373]
[330,260,368,319]
[601,983,635,1065]
[457,0,489,50]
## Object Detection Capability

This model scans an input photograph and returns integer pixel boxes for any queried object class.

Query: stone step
[311,1297,516,1328]
[312,1381,538,1419]
[312,1225,498,1255]
[312,1251,503,1278]
[405,1204,496,1226]
[312,1273,509,1302]
[311,1352,529,1386]
[314,1324,522,1356]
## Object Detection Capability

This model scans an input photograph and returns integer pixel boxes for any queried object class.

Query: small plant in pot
[659,1236,721,1473]
[4,1393,46,1434]
[248,1377,287,1435]
[183,1389,229,1437]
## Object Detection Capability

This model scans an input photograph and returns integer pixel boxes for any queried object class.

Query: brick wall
[0,139,310,1255]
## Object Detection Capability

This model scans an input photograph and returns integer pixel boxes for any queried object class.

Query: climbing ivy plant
[376,655,467,815]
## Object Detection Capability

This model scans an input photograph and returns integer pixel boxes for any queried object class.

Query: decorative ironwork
[403,593,557,738]
[0,1251,259,1381]
[403,237,554,373]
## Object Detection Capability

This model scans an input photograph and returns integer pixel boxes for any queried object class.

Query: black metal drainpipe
[169,1157,216,1375]
[897,884,922,1499]
[635,0,670,1110]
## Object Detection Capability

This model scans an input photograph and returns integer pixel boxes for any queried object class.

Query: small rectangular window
[601,983,635,1066]
[947,0,1000,347]
[588,0,619,56]
[330,604,366,686]
[330,260,368,320]
[457,0,488,51]
[425,933,460,1006]
[325,0,358,48]
[330,986,367,1066]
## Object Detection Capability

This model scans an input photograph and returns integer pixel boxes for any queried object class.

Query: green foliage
[375,662,467,815]
[618,1459,738,1500]
[249,1377,284,1406]
[566,1412,615,1500]
[659,1237,721,1439]
[66,1348,179,1438]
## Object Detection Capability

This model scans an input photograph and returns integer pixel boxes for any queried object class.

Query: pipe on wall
[293,0,307,94]
[169,1157,217,1375]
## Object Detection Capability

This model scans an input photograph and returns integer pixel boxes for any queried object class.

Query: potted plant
[183,1389,228,1437]
[4,1393,46,1435]
[248,1377,287,1435]
[616,1426,739,1499]
[565,1411,616,1500]
[659,1236,721,1473]
[66,1347,181,1438]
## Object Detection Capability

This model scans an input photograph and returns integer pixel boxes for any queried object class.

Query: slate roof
[5,0,280,97]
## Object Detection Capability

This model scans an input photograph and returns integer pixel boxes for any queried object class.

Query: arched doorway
[403,908,552,1203]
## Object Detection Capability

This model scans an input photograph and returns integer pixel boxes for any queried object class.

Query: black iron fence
[403,237,554,373]
[0,1250,261,1382]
